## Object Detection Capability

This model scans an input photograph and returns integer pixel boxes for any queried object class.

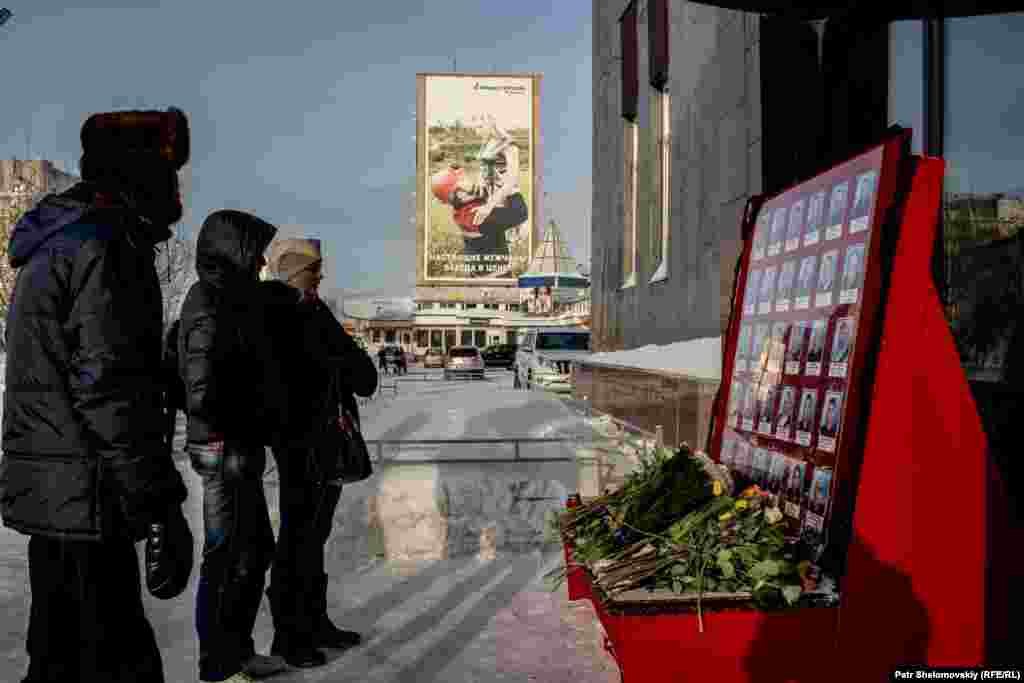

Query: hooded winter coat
[0,184,187,542]
[178,210,286,446]
[257,281,376,447]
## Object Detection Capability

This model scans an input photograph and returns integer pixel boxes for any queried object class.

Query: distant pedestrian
[1,107,192,683]
[260,238,377,667]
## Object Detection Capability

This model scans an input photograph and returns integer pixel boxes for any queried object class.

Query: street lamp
[0,8,12,28]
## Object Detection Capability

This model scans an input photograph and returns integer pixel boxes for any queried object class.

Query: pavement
[0,369,622,683]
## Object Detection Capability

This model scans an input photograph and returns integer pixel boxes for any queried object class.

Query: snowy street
[0,366,622,683]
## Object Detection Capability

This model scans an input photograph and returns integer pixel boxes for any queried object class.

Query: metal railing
[364,437,582,465]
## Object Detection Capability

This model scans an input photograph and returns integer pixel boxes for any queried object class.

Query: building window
[372,330,381,343]
[941,13,1024,384]
[620,1,639,122]
[444,329,457,349]
[430,330,442,348]
[460,329,473,346]
[441,302,456,309]
[888,21,924,155]
[474,330,487,347]
[651,88,670,283]
[647,0,669,90]
[484,303,499,310]
[416,330,428,347]
[623,121,639,287]
[385,330,396,343]
[507,329,518,345]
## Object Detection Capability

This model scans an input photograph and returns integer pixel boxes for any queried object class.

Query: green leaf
[781,585,802,605]
[717,558,736,579]
[750,560,780,581]
[736,545,760,567]
[717,549,733,562]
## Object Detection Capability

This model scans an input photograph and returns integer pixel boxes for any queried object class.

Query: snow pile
[582,336,722,381]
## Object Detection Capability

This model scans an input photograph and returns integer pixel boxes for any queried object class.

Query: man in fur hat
[258,238,376,668]
[1,108,191,682]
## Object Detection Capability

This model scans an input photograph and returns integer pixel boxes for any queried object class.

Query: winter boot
[311,572,362,649]
[241,653,286,678]
[266,585,326,668]
[269,635,326,669]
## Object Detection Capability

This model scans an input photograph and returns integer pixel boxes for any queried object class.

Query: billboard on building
[417,73,540,285]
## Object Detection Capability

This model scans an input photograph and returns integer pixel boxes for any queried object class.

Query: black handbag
[313,370,373,484]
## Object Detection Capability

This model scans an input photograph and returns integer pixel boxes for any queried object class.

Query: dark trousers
[23,535,164,683]
[189,442,276,682]
[267,446,342,646]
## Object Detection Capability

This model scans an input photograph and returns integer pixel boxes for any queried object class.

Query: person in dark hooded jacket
[177,209,288,683]
[259,238,376,668]
[0,108,191,683]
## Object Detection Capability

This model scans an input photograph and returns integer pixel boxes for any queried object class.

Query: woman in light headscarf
[258,239,377,669]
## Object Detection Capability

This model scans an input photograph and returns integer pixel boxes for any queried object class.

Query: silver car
[444,346,485,380]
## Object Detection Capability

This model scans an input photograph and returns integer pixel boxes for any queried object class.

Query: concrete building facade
[591,0,760,352]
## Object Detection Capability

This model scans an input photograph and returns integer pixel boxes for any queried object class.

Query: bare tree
[0,161,46,349]
[156,224,196,331]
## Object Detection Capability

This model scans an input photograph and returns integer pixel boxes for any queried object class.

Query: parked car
[480,343,518,369]
[377,344,407,374]
[444,346,485,380]
[515,328,591,392]
[422,347,445,368]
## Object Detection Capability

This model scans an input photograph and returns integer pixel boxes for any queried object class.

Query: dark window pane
[888,20,924,154]
[536,333,591,351]
[942,13,1024,384]
[620,1,638,121]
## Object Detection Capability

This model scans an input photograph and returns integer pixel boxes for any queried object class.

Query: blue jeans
[189,441,275,682]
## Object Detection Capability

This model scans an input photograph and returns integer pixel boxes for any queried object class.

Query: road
[0,368,621,682]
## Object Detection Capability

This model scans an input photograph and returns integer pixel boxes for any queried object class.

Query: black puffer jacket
[178,210,286,446]
[0,185,187,542]
[258,281,376,447]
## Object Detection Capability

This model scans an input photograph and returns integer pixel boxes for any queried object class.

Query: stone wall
[573,361,718,452]
[591,0,761,351]
[280,465,574,573]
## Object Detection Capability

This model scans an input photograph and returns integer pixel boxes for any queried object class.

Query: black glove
[145,505,194,600]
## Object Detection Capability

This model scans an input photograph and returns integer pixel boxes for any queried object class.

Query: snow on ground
[584,335,723,381]
[0,364,622,682]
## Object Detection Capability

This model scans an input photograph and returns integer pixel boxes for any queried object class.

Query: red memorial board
[563,130,992,681]
[710,131,910,569]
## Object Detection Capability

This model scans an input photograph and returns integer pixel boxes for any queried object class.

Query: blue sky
[0,0,592,302]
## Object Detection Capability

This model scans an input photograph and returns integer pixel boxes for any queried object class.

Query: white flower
[764,506,784,525]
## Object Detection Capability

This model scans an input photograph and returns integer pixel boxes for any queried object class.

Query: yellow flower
[713,481,723,496]
[741,486,761,498]
[735,500,749,511]
[718,512,734,522]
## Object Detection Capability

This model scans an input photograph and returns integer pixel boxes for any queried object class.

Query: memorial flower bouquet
[547,445,806,629]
